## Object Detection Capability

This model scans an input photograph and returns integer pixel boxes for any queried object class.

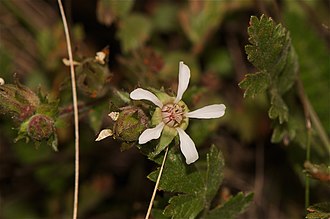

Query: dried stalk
[57,1,80,218]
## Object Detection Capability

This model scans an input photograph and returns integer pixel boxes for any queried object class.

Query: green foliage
[148,145,252,219]
[149,145,225,219]
[205,192,254,219]
[152,3,178,32]
[240,14,329,152]
[239,71,270,98]
[239,15,298,124]
[180,1,225,45]
[97,0,134,26]
[0,76,59,150]
[306,202,330,219]
[284,7,330,134]
[3,1,329,218]
[117,14,152,52]
[268,91,288,124]
[239,13,329,218]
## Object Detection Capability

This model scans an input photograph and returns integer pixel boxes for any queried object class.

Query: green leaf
[238,71,270,98]
[245,15,290,75]
[205,192,254,219]
[148,145,225,219]
[271,104,306,145]
[96,0,134,26]
[268,91,288,124]
[240,15,298,123]
[180,1,225,44]
[117,14,152,52]
[306,202,330,219]
[152,3,178,32]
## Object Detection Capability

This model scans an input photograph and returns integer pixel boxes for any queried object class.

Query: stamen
[161,103,185,128]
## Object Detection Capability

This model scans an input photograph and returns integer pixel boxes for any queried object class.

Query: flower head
[130,61,226,164]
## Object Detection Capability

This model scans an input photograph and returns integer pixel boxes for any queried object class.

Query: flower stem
[305,125,311,209]
[296,79,322,209]
[57,1,80,219]
[145,147,169,219]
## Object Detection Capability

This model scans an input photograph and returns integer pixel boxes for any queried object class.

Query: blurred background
[0,0,329,218]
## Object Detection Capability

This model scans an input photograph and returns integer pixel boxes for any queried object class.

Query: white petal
[95,129,113,141]
[187,104,226,119]
[174,61,190,103]
[130,88,163,108]
[139,122,165,144]
[176,128,199,164]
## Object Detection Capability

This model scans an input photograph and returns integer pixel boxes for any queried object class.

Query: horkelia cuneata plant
[130,61,226,164]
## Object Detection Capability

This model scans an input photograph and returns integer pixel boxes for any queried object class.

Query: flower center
[161,103,185,127]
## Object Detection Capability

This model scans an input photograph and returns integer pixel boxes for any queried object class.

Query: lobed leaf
[241,15,298,124]
[238,71,270,98]
[268,91,288,124]
[148,145,225,219]
[205,192,254,219]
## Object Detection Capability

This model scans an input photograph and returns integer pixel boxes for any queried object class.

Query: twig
[145,147,169,219]
[57,1,80,219]
[297,79,330,154]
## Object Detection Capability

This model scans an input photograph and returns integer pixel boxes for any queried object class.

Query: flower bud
[113,106,148,141]
[27,114,55,141]
[0,77,40,122]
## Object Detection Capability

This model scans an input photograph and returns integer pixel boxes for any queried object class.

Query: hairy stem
[145,147,169,219]
[57,1,80,219]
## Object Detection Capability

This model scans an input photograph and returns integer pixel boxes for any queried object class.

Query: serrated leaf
[271,105,306,145]
[268,91,288,124]
[148,145,225,219]
[245,15,290,75]
[205,192,254,219]
[117,14,152,52]
[240,15,298,124]
[306,202,330,219]
[238,71,270,98]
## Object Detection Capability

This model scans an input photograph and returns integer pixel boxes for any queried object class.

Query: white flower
[130,61,226,164]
